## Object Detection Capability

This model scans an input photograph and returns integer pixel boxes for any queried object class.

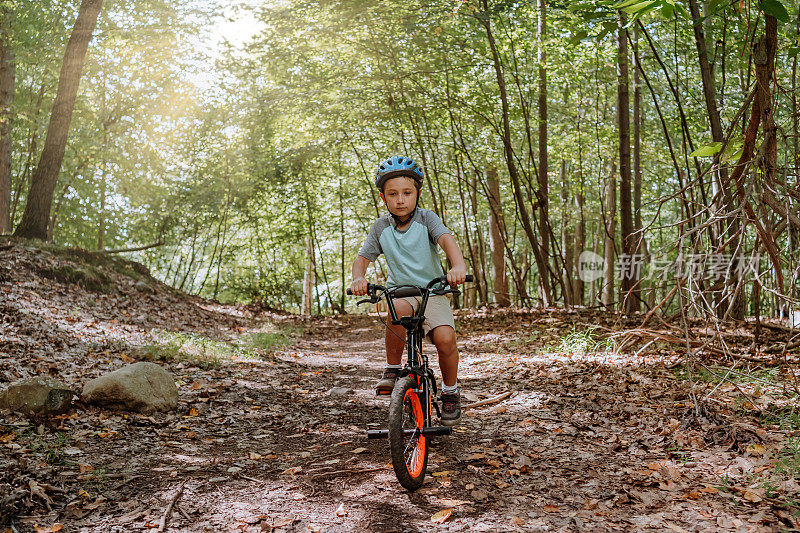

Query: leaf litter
[0,242,797,531]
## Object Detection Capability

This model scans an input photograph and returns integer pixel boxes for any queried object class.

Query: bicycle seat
[393,287,422,298]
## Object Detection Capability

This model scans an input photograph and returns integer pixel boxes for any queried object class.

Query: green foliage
[28,431,70,467]
[8,0,797,317]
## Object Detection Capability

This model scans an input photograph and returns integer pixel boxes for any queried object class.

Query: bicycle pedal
[376,389,391,396]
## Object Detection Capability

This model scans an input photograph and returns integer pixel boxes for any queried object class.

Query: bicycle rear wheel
[388,375,428,491]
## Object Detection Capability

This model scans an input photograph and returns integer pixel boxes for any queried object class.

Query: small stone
[134,281,155,294]
[0,377,74,416]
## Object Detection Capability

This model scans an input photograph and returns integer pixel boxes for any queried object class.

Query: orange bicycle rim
[404,388,426,478]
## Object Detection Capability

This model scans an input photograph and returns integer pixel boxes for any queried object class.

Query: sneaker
[375,367,399,395]
[440,389,462,427]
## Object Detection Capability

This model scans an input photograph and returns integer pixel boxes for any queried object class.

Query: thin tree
[617,13,637,314]
[0,5,13,234]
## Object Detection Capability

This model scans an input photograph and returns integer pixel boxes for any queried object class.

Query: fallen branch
[309,467,385,480]
[104,241,163,254]
[462,391,513,410]
[157,480,187,532]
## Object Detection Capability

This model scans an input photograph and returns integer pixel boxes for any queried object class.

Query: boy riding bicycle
[349,155,467,426]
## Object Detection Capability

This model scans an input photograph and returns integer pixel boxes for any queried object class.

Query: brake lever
[357,298,376,306]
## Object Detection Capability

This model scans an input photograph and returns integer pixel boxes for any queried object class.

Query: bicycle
[347,274,472,491]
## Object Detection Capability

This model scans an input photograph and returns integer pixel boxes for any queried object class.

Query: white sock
[386,364,401,370]
[441,384,458,394]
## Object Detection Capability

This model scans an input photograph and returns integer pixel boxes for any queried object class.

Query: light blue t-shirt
[358,208,450,288]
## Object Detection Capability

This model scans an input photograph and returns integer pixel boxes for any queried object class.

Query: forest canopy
[3,0,798,319]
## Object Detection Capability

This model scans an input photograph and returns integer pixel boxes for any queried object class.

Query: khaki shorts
[397,294,455,336]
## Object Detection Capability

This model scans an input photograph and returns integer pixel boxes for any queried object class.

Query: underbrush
[672,362,800,513]
[554,327,613,354]
[137,325,299,368]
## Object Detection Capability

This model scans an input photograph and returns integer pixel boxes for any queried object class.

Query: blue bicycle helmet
[374,156,424,190]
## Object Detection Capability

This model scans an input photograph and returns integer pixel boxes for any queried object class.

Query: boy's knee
[430,325,456,349]
[387,299,413,320]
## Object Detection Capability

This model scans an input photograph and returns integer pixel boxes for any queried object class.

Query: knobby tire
[388,375,427,491]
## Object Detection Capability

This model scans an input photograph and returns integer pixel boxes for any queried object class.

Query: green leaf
[596,20,617,40]
[758,0,790,22]
[568,30,590,46]
[689,142,724,157]
[621,0,659,15]
[789,46,800,58]
[722,141,744,163]
[708,0,728,13]
[660,3,674,18]
[612,0,647,8]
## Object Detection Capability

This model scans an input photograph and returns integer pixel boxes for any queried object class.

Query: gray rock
[134,281,155,294]
[0,377,74,416]
[82,362,177,413]
[327,387,353,397]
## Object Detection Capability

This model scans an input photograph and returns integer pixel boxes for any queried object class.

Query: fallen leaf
[351,447,368,454]
[335,503,348,517]
[272,516,295,528]
[29,480,53,505]
[438,499,471,507]
[746,444,766,456]
[33,525,63,533]
[431,509,453,524]
[544,504,559,513]
[282,466,302,476]
[742,488,764,502]
[471,489,488,501]
[249,452,262,460]
[432,471,452,477]
[511,516,525,526]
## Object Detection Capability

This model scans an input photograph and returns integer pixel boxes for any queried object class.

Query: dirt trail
[0,243,794,532]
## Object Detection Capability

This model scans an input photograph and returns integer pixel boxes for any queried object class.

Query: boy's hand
[446,266,467,287]
[350,277,368,296]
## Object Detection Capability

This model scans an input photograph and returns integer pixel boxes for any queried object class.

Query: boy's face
[380,176,418,218]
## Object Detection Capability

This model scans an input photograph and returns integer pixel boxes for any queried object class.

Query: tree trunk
[574,186,585,306]
[469,169,489,306]
[633,25,643,247]
[13,0,103,240]
[618,13,637,315]
[537,0,551,302]
[603,158,617,310]
[560,160,574,306]
[302,234,315,316]
[487,166,510,307]
[0,6,13,235]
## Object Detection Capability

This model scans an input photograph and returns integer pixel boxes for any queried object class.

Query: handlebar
[345,274,473,297]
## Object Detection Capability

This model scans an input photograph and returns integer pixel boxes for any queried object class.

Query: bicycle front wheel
[388,375,428,491]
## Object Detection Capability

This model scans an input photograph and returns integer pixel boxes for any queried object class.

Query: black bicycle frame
[382,277,449,427]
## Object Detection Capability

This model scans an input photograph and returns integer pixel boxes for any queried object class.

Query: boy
[349,155,467,426]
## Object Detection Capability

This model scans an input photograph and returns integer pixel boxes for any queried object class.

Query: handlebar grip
[346,288,353,295]
[465,274,473,282]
